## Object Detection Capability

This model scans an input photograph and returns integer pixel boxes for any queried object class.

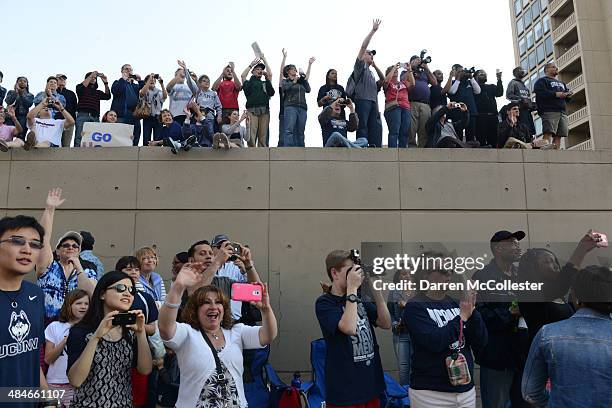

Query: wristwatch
[346,294,359,303]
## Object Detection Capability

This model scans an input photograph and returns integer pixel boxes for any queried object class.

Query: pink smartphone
[232,283,263,302]
[592,231,609,248]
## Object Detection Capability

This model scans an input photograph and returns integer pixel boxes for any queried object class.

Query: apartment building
[509,0,612,149]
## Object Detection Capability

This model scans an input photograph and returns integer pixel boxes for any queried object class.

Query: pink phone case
[231,283,263,302]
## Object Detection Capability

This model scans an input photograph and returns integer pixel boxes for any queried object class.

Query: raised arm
[27,99,48,127]
[82,72,97,88]
[385,64,399,86]
[37,188,66,277]
[261,55,272,82]
[230,62,242,90]
[337,266,364,336]
[241,58,261,83]
[254,283,278,345]
[177,60,198,96]
[305,57,315,82]
[6,106,23,136]
[442,70,455,95]
[212,68,224,92]
[357,19,381,60]
[366,278,392,329]
[279,48,287,88]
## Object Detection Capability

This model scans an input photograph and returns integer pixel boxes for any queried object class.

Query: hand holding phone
[231,283,263,302]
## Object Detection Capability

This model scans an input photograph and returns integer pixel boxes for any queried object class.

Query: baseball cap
[56,231,83,249]
[490,230,526,243]
[211,234,230,247]
[56,74,67,80]
[252,63,266,71]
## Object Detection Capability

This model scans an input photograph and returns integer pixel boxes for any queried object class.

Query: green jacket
[243,77,275,108]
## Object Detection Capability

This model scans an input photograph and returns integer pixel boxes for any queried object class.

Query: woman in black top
[67,271,152,408]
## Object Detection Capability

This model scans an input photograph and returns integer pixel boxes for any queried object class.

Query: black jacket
[426,106,469,147]
[497,120,532,148]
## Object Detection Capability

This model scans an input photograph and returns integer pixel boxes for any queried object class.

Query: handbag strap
[201,329,224,375]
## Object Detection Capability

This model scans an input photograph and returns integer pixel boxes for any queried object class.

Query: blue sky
[2,0,516,146]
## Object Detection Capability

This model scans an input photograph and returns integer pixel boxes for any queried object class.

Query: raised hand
[126,310,146,333]
[175,262,206,289]
[46,188,66,209]
[309,57,316,66]
[251,283,271,311]
[459,291,477,321]
[372,19,382,32]
[93,311,119,340]
[282,48,287,58]
[177,60,187,70]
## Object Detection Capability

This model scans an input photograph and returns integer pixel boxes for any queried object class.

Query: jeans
[409,102,431,148]
[74,112,100,147]
[143,115,162,144]
[118,113,142,146]
[283,106,307,147]
[384,106,411,148]
[324,132,368,148]
[480,366,513,408]
[278,114,285,147]
[355,99,382,147]
[392,332,412,386]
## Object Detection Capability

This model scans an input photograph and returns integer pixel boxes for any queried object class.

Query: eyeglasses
[60,243,80,249]
[0,236,43,250]
[107,284,136,295]
[141,256,157,261]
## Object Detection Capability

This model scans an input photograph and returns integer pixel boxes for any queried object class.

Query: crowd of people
[0,187,610,408]
[0,21,574,153]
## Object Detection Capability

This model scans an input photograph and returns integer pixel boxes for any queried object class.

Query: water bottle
[291,371,302,389]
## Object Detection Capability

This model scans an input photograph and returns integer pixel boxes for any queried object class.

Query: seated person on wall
[219,110,250,148]
[426,102,470,148]
[0,106,25,152]
[182,101,212,147]
[148,109,197,154]
[24,96,75,150]
[497,102,533,148]
[319,98,367,148]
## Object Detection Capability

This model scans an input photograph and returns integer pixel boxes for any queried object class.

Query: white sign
[81,122,134,147]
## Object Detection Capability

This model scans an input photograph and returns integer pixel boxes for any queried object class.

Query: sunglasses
[107,284,136,295]
[60,243,80,249]
[0,236,43,250]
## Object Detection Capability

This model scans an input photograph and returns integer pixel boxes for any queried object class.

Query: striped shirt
[76,84,111,116]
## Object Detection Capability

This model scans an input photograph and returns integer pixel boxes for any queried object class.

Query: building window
[543,15,551,33]
[538,67,545,79]
[519,38,527,55]
[529,51,537,71]
[522,0,529,8]
[521,58,529,72]
[524,6,533,27]
[541,0,548,10]
[525,78,531,91]
[527,30,535,49]
[534,21,543,41]
[545,35,554,56]
[515,0,522,15]
[517,16,525,35]
[530,73,539,91]
[535,117,543,135]
[537,43,545,63]
[531,0,541,18]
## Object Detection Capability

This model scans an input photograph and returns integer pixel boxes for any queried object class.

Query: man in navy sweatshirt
[315,250,391,408]
[534,63,572,149]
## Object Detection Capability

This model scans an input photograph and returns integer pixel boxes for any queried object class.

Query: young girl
[66,271,152,407]
[45,289,90,407]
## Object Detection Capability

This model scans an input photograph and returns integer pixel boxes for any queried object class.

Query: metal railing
[557,43,581,69]
[552,13,576,42]
[567,74,584,92]
[568,139,593,150]
[568,106,589,126]
[550,0,571,16]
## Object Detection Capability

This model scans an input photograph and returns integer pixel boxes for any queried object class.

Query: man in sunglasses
[35,188,97,325]
[0,214,58,407]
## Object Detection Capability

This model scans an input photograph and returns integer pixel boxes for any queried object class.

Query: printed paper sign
[81,122,134,147]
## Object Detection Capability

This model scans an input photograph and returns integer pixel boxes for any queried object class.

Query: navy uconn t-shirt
[0,281,45,408]
[315,293,384,405]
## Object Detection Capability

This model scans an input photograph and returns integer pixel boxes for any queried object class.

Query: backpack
[345,72,357,101]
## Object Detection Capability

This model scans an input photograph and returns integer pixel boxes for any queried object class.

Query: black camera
[350,249,361,266]
[415,49,432,73]
[128,74,138,80]
[463,67,477,77]
[112,312,137,326]
[153,74,160,79]
[229,242,242,262]
[46,99,56,109]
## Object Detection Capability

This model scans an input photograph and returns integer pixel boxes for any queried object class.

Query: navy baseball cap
[491,230,526,242]
[211,234,230,247]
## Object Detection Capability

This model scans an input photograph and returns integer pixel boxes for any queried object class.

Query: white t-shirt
[169,83,193,117]
[30,118,65,146]
[164,322,263,408]
[44,321,71,384]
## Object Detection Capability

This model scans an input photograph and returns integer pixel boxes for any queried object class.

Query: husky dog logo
[9,310,31,343]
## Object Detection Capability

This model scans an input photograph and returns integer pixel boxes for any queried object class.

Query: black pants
[476,114,499,147]
[518,108,535,136]
[465,115,477,142]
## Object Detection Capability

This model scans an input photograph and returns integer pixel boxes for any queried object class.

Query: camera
[350,249,361,266]
[452,102,462,109]
[46,99,56,109]
[112,312,137,326]
[415,49,432,73]
[96,73,103,77]
[463,67,477,77]
[153,74,160,79]
[229,242,242,262]
[128,74,138,80]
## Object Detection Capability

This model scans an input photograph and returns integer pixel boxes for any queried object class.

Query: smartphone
[231,283,262,302]
[592,232,609,248]
[251,42,262,58]
[112,312,136,326]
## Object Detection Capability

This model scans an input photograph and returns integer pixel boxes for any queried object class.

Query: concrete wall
[3,147,612,375]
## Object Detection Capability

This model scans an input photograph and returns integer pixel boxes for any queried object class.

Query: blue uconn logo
[91,132,113,143]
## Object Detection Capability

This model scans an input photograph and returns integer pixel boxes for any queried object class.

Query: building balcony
[568,105,590,128]
[557,43,581,71]
[567,74,585,94]
[552,13,576,43]
[550,0,572,17]
[568,138,593,150]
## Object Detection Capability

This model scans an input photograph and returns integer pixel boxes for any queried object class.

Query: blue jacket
[534,76,571,114]
[522,308,612,407]
[110,78,143,117]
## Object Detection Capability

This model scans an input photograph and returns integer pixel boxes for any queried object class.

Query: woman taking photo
[66,271,152,407]
[139,74,168,145]
[159,263,277,408]
[403,252,487,408]
[45,289,90,407]
[383,64,415,148]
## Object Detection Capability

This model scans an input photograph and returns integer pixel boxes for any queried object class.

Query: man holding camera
[319,98,367,147]
[74,71,111,147]
[111,64,144,146]
[474,70,504,148]
[25,97,75,149]
[408,53,437,148]
[315,250,391,408]
[447,65,481,145]
[350,19,384,147]
[33,77,67,119]
[426,102,470,148]
[533,63,571,149]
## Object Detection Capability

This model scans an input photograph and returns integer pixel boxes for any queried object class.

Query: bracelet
[163,301,181,309]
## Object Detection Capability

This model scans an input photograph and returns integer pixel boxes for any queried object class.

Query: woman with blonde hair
[135,246,166,305]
